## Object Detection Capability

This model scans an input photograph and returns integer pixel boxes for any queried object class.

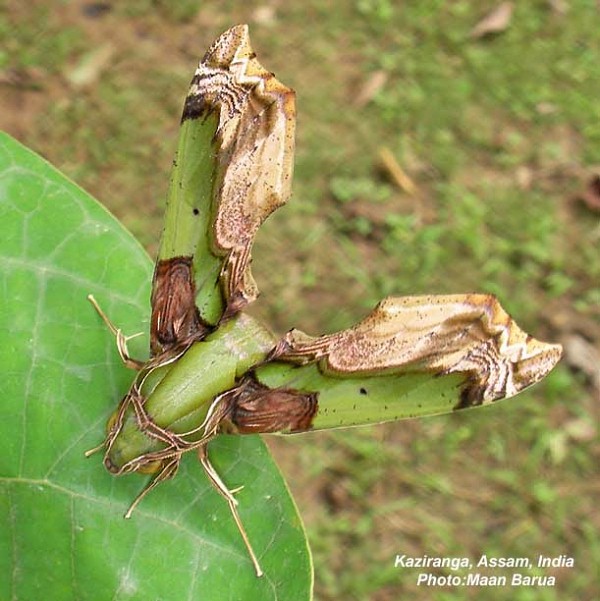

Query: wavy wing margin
[150,25,296,356]
[269,294,563,408]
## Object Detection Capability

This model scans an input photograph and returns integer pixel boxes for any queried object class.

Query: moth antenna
[84,440,105,457]
[87,294,146,370]
[198,444,263,577]
[124,458,180,519]
[178,391,232,439]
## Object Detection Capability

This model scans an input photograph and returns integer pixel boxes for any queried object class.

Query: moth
[88,25,562,577]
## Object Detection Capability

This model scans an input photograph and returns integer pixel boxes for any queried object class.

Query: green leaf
[0,133,312,600]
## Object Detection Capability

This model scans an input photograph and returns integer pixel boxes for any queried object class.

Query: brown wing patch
[225,375,318,434]
[182,24,296,319]
[150,257,210,356]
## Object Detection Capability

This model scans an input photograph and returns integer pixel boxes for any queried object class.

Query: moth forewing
[269,294,562,407]
[208,26,296,314]
[216,85,296,316]
[217,376,319,435]
[253,361,468,431]
[150,257,208,357]
[149,107,219,355]
[148,25,295,355]
[152,23,296,349]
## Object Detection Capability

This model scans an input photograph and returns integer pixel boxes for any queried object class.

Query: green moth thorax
[89,24,562,579]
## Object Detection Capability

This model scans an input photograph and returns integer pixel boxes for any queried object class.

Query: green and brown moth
[88,24,562,577]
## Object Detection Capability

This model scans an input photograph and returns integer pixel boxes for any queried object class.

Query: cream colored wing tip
[513,339,563,396]
[218,24,249,43]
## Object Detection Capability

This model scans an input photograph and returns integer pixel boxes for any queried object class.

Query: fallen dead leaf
[66,44,115,89]
[252,6,277,26]
[536,102,559,115]
[574,174,600,213]
[354,70,388,108]
[515,165,533,190]
[547,0,569,15]
[564,418,596,443]
[470,2,514,39]
[562,334,600,395]
[378,147,418,196]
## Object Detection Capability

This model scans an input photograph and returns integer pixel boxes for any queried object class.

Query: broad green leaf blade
[0,133,312,600]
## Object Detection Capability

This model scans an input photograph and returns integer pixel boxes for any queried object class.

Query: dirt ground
[3,2,599,599]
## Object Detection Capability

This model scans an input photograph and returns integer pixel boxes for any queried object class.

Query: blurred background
[3,1,598,599]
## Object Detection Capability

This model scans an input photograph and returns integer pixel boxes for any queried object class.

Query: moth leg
[198,444,263,577]
[87,294,146,370]
[123,456,181,518]
[84,440,106,457]
[127,392,203,453]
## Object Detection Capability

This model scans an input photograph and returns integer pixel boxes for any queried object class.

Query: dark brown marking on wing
[456,378,486,410]
[150,256,210,356]
[226,375,318,434]
[181,89,215,122]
